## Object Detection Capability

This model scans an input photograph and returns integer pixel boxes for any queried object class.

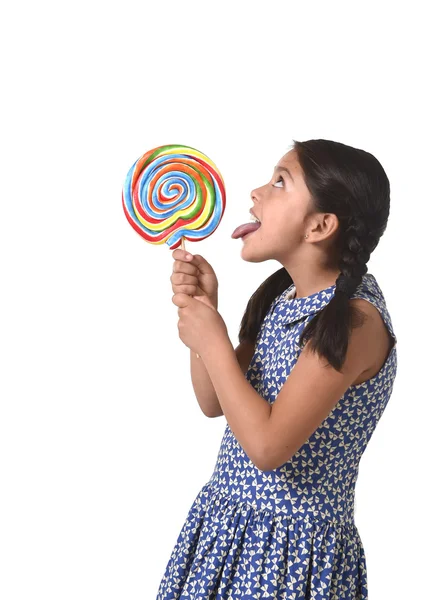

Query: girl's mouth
[231,221,261,239]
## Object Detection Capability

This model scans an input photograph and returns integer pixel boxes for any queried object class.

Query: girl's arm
[201,299,377,471]
[190,340,255,418]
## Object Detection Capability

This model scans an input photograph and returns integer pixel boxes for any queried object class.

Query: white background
[0,1,425,598]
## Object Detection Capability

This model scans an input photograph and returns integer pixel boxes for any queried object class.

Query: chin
[240,243,269,263]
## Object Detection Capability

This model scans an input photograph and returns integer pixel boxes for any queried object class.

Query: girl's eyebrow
[274,165,294,183]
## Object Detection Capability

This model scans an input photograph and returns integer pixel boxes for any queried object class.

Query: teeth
[249,214,261,223]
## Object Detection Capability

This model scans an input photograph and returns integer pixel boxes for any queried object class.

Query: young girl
[157,138,398,599]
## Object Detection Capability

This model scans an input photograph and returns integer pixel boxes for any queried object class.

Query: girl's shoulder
[350,273,397,346]
[267,272,396,340]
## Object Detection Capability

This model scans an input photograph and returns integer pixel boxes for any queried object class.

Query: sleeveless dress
[156,272,398,599]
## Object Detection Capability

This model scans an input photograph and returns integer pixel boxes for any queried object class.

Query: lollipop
[122,144,226,358]
[122,144,226,252]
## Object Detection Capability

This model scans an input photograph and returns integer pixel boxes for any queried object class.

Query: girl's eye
[272,176,285,188]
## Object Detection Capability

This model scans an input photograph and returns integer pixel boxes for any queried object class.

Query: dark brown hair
[238,139,390,372]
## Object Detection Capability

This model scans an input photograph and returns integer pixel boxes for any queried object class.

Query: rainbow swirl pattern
[122,144,226,249]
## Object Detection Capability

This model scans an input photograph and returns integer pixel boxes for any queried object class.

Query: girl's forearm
[190,349,223,417]
[200,337,271,469]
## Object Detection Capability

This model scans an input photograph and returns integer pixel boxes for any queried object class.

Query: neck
[289,267,342,299]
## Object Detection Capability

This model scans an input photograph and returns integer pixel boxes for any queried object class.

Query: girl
[157,138,398,599]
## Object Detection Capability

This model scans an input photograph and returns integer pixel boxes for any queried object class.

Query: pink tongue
[231,222,261,239]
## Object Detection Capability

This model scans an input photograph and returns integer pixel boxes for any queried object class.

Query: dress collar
[271,274,373,326]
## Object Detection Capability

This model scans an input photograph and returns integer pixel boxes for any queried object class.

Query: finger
[171,293,189,308]
[172,261,199,275]
[172,284,198,296]
[172,283,198,296]
[187,254,214,276]
[171,249,194,262]
[170,272,198,286]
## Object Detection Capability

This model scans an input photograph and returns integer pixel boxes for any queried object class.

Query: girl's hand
[172,292,229,357]
[170,249,219,309]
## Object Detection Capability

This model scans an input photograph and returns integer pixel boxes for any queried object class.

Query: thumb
[186,253,215,275]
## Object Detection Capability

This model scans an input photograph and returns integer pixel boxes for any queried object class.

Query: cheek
[269,206,297,230]
[266,209,303,242]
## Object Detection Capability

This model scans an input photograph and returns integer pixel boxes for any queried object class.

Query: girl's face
[242,149,315,263]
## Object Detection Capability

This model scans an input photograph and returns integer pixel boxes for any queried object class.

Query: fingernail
[185,253,192,260]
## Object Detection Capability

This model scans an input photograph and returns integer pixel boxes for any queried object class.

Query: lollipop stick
[180,237,200,359]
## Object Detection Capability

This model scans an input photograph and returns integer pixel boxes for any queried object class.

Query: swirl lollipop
[122,144,226,358]
[122,144,226,251]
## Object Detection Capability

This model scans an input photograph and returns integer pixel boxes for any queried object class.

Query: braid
[299,214,380,372]
[335,215,376,299]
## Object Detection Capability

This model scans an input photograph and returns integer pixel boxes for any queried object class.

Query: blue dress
[156,273,398,599]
